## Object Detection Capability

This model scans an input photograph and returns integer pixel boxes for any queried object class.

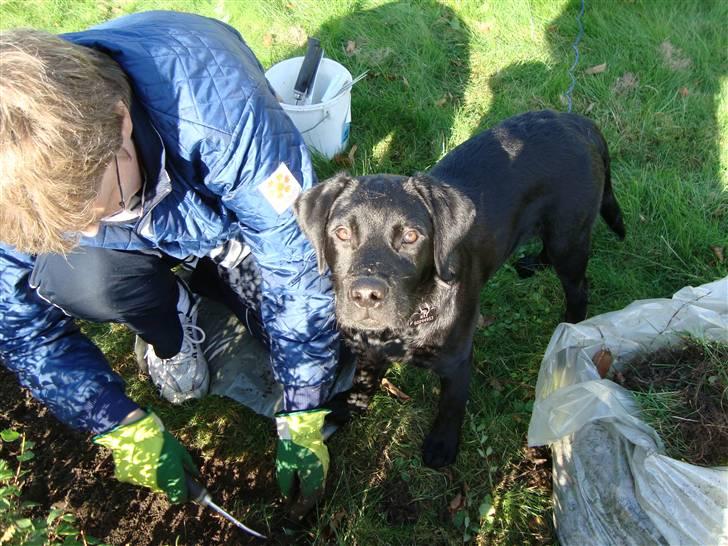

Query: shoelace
[170,322,206,363]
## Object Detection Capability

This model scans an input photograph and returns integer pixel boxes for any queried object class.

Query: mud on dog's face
[294,173,475,332]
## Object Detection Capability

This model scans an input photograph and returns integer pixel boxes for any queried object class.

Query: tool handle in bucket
[294,37,323,103]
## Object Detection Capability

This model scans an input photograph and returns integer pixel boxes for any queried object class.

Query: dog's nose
[349,277,388,309]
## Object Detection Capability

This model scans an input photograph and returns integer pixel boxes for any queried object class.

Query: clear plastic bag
[528,277,728,546]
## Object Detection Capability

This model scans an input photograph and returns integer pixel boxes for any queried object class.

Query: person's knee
[32,248,136,321]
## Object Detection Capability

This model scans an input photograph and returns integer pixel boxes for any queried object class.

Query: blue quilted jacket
[0,11,339,433]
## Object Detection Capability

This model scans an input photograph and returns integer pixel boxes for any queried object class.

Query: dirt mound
[616,340,728,466]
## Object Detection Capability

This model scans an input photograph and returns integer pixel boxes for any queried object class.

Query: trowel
[186,475,267,540]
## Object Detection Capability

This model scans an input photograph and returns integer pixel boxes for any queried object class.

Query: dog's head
[294,172,475,331]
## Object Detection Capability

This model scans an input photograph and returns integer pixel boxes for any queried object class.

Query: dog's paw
[421,431,459,468]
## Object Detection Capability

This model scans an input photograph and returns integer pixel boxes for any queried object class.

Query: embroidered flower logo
[258,163,302,214]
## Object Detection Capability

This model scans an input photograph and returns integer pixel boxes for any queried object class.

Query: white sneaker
[146,282,209,404]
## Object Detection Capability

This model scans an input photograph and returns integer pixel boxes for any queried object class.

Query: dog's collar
[407,277,457,328]
[408,302,438,327]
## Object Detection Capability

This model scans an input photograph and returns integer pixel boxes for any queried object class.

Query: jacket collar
[129,97,171,236]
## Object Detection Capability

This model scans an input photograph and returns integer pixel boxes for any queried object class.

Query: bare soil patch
[0,366,296,545]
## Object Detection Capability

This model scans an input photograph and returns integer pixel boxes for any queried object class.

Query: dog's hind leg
[515,246,551,278]
[546,233,590,323]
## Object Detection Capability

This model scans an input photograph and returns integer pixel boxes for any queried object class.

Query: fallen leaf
[710,245,724,263]
[329,510,346,531]
[585,102,596,114]
[263,33,274,47]
[347,144,358,165]
[345,40,357,56]
[584,62,607,75]
[440,467,454,482]
[402,76,410,88]
[435,95,448,107]
[592,349,613,378]
[448,492,465,514]
[332,153,352,167]
[639,214,647,223]
[488,377,504,392]
[678,86,689,97]
[381,378,411,402]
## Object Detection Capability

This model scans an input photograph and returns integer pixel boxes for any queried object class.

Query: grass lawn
[1,0,726,544]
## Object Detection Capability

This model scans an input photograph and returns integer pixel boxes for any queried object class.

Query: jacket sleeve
[201,84,340,413]
[0,246,139,433]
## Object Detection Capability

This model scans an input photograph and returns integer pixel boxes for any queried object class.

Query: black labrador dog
[295,110,625,468]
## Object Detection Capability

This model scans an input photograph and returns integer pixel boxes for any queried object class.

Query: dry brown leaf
[381,378,411,402]
[347,144,358,165]
[678,86,690,97]
[710,245,724,263]
[263,33,273,47]
[448,492,465,514]
[592,349,613,378]
[345,40,357,56]
[329,510,346,531]
[332,152,352,167]
[584,62,607,75]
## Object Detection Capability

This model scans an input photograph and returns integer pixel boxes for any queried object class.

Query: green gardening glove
[275,408,330,500]
[93,411,198,503]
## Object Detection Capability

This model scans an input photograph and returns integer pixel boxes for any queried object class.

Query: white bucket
[266,57,352,159]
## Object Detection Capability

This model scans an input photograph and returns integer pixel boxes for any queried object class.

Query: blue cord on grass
[564,0,585,113]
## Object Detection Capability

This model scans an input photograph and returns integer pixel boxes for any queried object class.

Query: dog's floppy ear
[294,172,351,274]
[406,173,476,282]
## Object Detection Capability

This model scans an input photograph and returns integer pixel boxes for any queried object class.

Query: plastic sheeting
[527,277,728,546]
[197,298,355,427]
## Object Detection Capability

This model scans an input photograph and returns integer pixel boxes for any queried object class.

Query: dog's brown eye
[402,229,419,244]
[334,226,352,241]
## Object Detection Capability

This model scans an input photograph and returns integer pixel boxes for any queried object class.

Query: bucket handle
[300,110,330,135]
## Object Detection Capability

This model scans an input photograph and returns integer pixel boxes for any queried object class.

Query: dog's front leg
[422,350,472,468]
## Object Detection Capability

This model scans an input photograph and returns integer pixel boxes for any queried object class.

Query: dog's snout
[349,277,388,309]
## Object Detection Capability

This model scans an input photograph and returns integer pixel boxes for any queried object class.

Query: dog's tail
[594,128,626,240]
[600,159,626,240]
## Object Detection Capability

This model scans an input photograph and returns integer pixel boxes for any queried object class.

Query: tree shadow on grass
[478,0,727,311]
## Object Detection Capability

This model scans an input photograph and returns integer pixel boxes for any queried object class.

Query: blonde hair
[0,28,131,254]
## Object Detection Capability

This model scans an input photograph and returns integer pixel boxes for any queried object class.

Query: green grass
[2,0,727,544]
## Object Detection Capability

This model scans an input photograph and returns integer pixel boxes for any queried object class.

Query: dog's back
[430,110,625,273]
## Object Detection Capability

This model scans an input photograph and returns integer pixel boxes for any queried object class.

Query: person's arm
[201,88,340,414]
[0,246,139,434]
